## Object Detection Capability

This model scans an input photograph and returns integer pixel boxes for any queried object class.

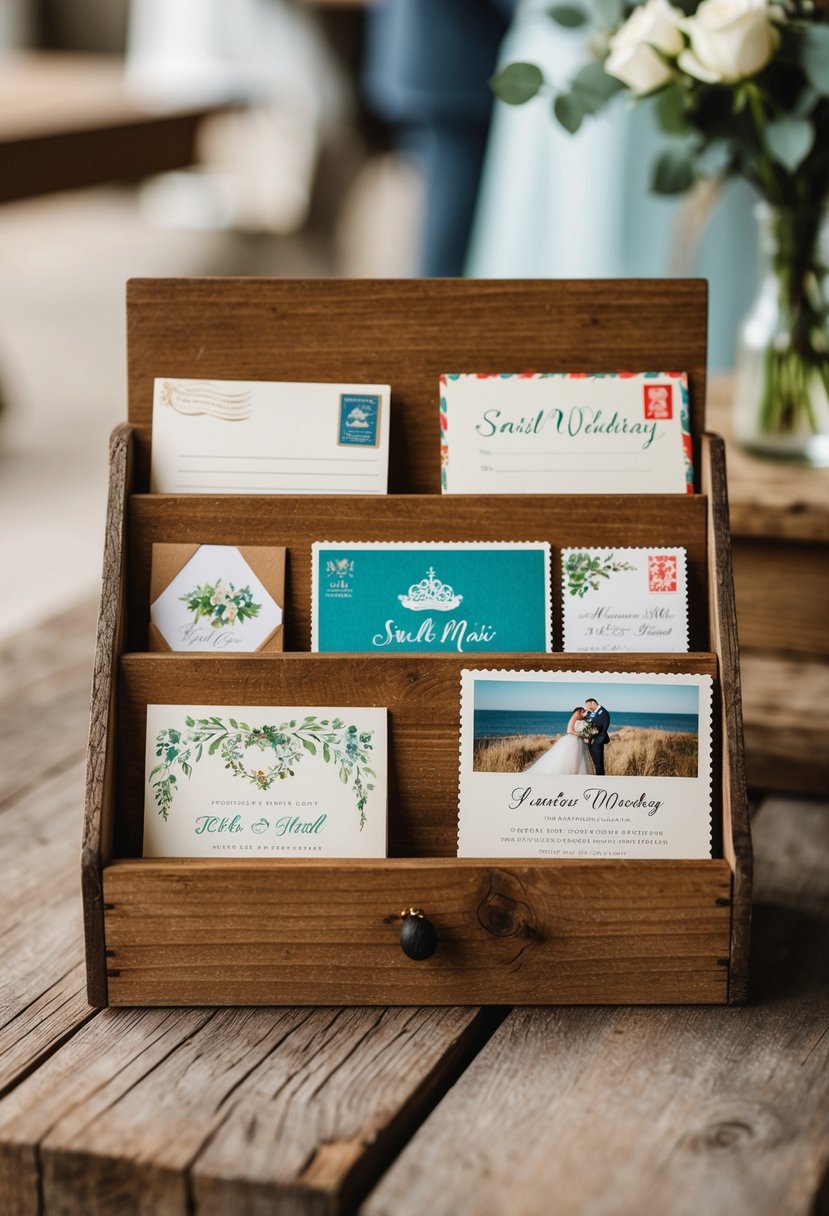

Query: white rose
[605,0,685,94]
[678,0,784,84]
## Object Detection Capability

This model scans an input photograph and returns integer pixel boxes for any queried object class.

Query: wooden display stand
[82,278,752,1007]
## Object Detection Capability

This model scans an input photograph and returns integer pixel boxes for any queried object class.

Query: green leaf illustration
[150,716,376,829]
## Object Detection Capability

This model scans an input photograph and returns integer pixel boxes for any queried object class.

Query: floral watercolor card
[561,547,689,652]
[149,544,285,653]
[440,372,693,495]
[458,669,712,859]
[151,378,390,494]
[143,704,387,858]
[312,541,552,654]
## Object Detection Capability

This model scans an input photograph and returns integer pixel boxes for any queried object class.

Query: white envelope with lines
[151,377,390,495]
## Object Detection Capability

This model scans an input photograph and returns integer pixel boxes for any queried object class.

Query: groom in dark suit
[584,697,610,776]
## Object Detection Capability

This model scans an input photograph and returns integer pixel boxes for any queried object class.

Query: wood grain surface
[103,856,731,1006]
[0,603,97,1099]
[83,423,132,1006]
[0,1004,492,1216]
[128,492,711,652]
[362,795,829,1216]
[702,435,751,1002]
[126,278,709,492]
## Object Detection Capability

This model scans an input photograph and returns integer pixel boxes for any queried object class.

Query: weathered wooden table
[0,602,827,1215]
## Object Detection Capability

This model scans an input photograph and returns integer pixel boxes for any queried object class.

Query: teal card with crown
[312,542,552,654]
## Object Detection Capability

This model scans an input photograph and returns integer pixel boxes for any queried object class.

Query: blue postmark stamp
[338,394,380,447]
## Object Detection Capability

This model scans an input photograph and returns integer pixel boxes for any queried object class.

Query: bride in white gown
[524,707,593,775]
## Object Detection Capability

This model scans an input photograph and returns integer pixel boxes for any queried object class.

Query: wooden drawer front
[103,859,732,1006]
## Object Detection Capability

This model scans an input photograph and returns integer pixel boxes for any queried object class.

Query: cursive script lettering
[180,623,240,649]
[373,618,496,652]
[275,814,327,836]
[584,788,663,816]
[194,814,244,835]
[474,406,658,450]
[509,787,580,810]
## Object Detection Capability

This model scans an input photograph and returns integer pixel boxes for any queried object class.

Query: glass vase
[734,202,829,464]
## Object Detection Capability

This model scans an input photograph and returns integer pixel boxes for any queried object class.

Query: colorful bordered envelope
[312,541,552,654]
[440,371,694,494]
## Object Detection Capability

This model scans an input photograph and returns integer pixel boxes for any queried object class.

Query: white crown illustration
[398,567,463,612]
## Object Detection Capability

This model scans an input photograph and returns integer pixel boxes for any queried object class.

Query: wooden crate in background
[708,383,829,795]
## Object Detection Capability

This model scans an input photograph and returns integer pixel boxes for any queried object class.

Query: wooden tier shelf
[82,278,751,1008]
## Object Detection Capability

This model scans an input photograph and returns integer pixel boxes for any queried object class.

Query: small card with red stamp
[440,371,693,494]
[561,547,688,652]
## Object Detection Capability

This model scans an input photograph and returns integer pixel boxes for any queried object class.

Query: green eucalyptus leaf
[657,84,689,134]
[801,25,829,96]
[765,116,814,171]
[490,62,545,105]
[651,146,696,194]
[573,61,625,102]
[554,91,585,134]
[547,4,588,28]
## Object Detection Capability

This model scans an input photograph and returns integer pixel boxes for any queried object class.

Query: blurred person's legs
[399,121,492,278]
[363,0,514,278]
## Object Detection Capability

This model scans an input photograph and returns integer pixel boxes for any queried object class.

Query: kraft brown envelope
[149,543,286,653]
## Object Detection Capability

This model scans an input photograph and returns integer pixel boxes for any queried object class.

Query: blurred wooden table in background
[0,52,230,204]
[708,377,829,794]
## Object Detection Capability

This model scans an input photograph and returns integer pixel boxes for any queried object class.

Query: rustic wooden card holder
[82,278,752,1008]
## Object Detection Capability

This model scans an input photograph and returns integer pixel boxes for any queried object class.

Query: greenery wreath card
[149,544,285,653]
[561,547,689,652]
[440,372,693,495]
[312,541,552,653]
[143,704,387,858]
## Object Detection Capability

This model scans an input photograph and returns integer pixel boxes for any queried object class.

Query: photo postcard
[458,669,712,859]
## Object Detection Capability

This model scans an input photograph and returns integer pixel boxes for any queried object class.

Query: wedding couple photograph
[472,678,700,779]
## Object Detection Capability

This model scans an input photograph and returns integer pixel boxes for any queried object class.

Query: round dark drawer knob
[399,909,437,961]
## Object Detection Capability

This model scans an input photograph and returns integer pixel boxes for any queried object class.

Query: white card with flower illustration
[312,541,552,653]
[440,372,694,495]
[151,377,390,494]
[149,544,284,653]
[562,547,689,652]
[143,705,387,858]
[458,669,712,860]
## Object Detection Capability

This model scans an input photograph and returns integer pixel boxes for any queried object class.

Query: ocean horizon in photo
[473,709,699,741]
